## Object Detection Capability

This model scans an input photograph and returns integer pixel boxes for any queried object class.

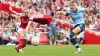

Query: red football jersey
[19,16,30,29]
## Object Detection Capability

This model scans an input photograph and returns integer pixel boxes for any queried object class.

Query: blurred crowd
[0,0,100,45]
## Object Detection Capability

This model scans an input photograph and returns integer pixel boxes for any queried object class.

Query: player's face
[23,10,29,16]
[70,6,76,12]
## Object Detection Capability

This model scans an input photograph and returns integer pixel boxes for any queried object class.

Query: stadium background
[0,0,100,45]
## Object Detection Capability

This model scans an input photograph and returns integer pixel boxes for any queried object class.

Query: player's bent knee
[18,32,24,38]
[73,26,81,34]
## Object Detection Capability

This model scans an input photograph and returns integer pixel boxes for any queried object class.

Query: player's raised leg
[72,25,84,53]
[64,24,85,53]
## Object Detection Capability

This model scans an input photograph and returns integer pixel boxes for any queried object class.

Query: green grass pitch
[0,45,100,56]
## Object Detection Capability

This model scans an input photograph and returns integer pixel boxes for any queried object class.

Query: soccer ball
[31,39,39,46]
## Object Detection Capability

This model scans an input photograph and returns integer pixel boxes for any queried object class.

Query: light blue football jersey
[68,7,85,26]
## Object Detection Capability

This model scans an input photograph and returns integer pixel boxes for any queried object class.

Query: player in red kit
[9,6,33,53]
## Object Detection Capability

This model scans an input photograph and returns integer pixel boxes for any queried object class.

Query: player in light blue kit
[59,2,88,53]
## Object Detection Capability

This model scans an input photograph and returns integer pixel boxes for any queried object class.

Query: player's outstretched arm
[25,21,32,32]
[57,11,67,15]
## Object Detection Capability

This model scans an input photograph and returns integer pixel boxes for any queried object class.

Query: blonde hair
[70,2,75,6]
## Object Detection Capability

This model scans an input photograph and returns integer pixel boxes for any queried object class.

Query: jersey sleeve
[78,7,86,12]
[29,16,34,21]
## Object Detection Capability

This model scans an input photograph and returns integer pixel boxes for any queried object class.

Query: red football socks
[18,39,24,49]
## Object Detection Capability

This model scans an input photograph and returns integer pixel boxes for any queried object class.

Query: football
[31,39,39,46]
